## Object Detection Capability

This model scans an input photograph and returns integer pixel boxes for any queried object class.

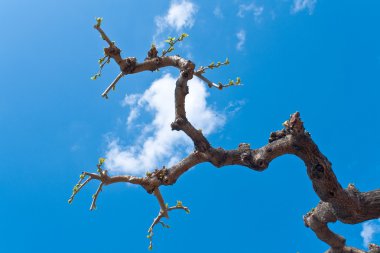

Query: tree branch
[146,188,190,250]
[101,72,124,99]
[69,20,380,252]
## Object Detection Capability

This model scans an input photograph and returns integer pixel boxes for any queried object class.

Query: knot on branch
[171,117,188,131]
[146,45,158,59]
[238,143,251,151]
[269,130,286,143]
[154,167,169,182]
[121,57,137,74]
[238,143,255,167]
[181,60,195,79]
[310,163,325,180]
[99,170,111,184]
[369,244,380,253]
[347,183,360,195]
[283,112,305,135]
[145,167,170,186]
[303,208,315,227]
[240,150,252,165]
[239,149,267,171]
[104,46,121,58]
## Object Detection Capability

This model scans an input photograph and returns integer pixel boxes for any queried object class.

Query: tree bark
[69,22,380,253]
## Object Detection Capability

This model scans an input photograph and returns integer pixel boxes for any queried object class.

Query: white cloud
[122,94,142,125]
[213,5,224,18]
[154,0,198,45]
[361,220,380,248]
[291,0,317,15]
[237,2,264,22]
[236,30,246,51]
[104,74,225,176]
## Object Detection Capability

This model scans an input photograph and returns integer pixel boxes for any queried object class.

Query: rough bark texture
[69,22,380,253]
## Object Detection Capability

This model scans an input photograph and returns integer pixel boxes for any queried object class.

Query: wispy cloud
[361,220,380,248]
[291,0,317,15]
[236,29,246,51]
[224,100,246,117]
[237,2,264,22]
[104,74,225,176]
[154,0,198,45]
[213,5,224,18]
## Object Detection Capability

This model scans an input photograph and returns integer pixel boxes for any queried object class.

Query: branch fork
[69,19,380,252]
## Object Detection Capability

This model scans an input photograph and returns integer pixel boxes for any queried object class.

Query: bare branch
[147,195,190,250]
[90,182,104,211]
[69,19,380,252]
[94,20,113,46]
[68,175,91,204]
[153,188,168,218]
[101,72,124,99]
[194,73,220,88]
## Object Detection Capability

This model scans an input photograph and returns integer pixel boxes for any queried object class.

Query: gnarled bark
[69,21,380,252]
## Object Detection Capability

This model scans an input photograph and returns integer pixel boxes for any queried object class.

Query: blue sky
[0,0,379,252]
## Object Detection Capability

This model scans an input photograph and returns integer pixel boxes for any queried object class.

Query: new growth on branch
[69,18,380,253]
[90,17,241,99]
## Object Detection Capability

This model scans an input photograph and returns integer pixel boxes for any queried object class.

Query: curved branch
[75,112,380,252]
[69,21,380,252]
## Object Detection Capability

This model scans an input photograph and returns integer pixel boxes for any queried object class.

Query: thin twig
[195,73,241,90]
[68,177,92,203]
[90,182,104,210]
[101,72,124,99]
[94,25,113,46]
[194,73,220,88]
[146,197,190,250]
[195,59,229,74]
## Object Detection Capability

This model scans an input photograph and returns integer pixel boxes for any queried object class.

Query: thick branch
[171,73,211,152]
[71,22,380,252]
[77,112,380,252]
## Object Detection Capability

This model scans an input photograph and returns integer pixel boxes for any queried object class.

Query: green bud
[95,17,103,27]
[98,157,106,165]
